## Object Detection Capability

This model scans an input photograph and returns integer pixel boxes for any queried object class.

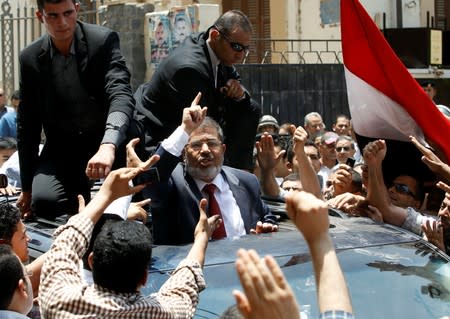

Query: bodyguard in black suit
[134,10,260,171]
[17,0,134,219]
[128,96,277,245]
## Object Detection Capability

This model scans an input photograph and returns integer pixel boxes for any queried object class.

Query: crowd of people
[0,0,449,318]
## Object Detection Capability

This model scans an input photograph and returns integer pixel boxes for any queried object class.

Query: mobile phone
[135,167,159,185]
[346,158,355,168]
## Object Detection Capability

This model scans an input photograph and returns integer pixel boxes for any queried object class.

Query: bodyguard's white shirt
[161,126,246,238]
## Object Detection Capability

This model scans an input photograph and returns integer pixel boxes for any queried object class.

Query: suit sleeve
[101,31,134,147]
[17,54,43,192]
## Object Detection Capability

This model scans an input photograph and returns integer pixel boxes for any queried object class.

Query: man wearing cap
[257,115,279,134]
[317,131,338,192]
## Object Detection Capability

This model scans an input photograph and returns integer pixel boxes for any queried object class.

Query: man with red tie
[127,94,278,245]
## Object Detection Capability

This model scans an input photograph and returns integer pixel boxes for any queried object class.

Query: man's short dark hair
[287,140,318,164]
[0,203,21,244]
[0,244,24,309]
[420,81,435,88]
[213,10,253,35]
[92,221,152,293]
[36,0,77,11]
[82,214,123,271]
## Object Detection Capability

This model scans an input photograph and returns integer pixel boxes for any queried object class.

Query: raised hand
[232,249,300,319]
[182,92,208,134]
[285,191,329,243]
[363,139,386,166]
[127,198,151,223]
[194,198,221,242]
[255,132,285,172]
[410,135,450,181]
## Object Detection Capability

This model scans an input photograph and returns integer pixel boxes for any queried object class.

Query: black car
[22,196,450,319]
[143,215,450,319]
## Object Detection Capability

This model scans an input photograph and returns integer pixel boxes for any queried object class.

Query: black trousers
[31,160,91,219]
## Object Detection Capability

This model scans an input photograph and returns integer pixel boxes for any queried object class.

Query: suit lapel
[74,22,88,76]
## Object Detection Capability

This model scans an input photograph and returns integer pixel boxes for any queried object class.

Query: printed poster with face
[169,7,193,50]
[148,13,171,64]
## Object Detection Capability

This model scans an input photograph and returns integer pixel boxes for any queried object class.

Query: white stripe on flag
[345,66,427,146]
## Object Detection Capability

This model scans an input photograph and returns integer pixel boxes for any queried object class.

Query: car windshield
[144,241,450,318]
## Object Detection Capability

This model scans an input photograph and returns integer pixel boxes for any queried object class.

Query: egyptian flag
[341,0,450,182]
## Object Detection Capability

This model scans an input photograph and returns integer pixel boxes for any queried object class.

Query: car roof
[146,216,450,319]
[150,215,444,272]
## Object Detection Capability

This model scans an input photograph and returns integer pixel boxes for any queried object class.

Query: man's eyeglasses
[188,139,222,151]
[215,28,249,53]
[390,183,416,198]
[336,146,351,152]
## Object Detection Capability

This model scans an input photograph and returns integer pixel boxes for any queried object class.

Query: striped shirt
[39,214,205,318]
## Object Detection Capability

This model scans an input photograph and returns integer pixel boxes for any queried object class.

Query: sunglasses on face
[390,182,416,198]
[216,28,249,53]
[336,146,351,152]
[255,133,279,143]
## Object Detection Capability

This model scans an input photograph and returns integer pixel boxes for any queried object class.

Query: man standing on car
[17,0,134,219]
[134,10,260,171]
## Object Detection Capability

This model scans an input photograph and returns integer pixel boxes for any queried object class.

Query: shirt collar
[206,40,220,68]
[48,36,76,59]
[194,169,226,193]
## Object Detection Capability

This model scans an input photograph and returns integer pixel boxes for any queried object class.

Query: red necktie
[203,184,227,239]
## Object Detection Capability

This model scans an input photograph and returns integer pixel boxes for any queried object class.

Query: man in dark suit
[134,10,260,171]
[127,94,277,245]
[17,0,134,219]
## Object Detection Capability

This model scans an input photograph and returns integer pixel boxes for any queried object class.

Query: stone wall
[98,2,155,90]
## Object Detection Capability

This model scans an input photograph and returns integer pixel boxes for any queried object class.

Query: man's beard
[186,155,223,181]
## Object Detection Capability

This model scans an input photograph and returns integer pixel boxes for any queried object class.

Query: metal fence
[0,0,98,98]
[244,39,343,64]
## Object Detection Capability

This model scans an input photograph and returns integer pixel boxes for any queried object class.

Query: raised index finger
[191,92,202,106]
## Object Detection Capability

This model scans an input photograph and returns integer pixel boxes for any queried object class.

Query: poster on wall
[169,7,193,50]
[148,12,171,65]
[144,4,220,80]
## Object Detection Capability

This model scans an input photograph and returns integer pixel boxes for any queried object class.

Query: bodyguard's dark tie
[203,183,226,239]
[216,63,226,89]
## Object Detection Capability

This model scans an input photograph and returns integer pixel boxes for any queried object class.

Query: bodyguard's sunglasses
[215,26,249,53]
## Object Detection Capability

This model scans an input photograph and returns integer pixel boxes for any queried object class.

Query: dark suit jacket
[146,146,277,245]
[18,22,134,191]
[134,32,260,169]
